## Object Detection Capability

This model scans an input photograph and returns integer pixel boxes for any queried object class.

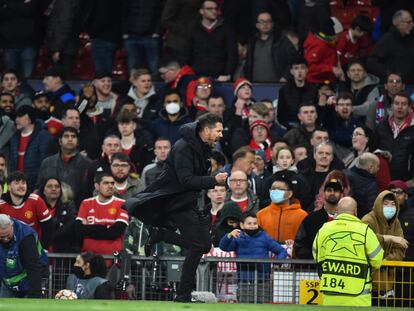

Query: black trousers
[158,195,211,297]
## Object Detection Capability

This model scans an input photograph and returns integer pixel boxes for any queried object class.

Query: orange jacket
[257,200,307,243]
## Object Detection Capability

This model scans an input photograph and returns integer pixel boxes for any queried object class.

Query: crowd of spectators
[0,0,414,302]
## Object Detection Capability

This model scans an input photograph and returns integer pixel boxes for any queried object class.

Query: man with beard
[126,113,228,303]
[0,171,53,249]
[76,172,129,255]
[0,92,15,119]
[294,178,344,259]
[110,152,144,200]
[0,214,48,298]
[92,72,118,118]
[37,127,93,206]
[32,91,51,121]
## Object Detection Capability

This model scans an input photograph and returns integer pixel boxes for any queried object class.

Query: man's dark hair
[336,92,354,103]
[208,91,224,102]
[198,113,223,131]
[232,146,255,162]
[298,101,317,112]
[393,91,411,105]
[271,175,293,191]
[347,59,366,71]
[211,151,226,166]
[0,152,6,162]
[163,88,182,102]
[158,57,181,70]
[155,136,171,145]
[94,172,113,184]
[80,252,108,278]
[7,171,27,184]
[351,15,373,33]
[201,0,217,9]
[58,126,79,139]
[312,126,329,137]
[270,137,289,149]
[386,72,403,82]
[111,152,131,163]
[116,111,136,124]
[0,92,15,102]
[1,69,20,82]
[61,105,79,119]
[290,56,307,68]
[383,193,396,203]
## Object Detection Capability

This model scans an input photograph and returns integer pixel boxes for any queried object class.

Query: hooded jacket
[362,190,405,292]
[211,202,243,247]
[257,199,308,244]
[126,121,217,226]
[151,107,192,144]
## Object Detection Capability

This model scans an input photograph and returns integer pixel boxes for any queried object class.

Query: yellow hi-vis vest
[313,213,383,296]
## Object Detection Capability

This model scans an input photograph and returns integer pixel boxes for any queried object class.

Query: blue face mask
[383,206,396,220]
[270,189,286,204]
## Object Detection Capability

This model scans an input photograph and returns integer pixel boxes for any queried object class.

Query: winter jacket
[399,198,414,261]
[376,118,414,181]
[257,200,307,243]
[121,0,164,36]
[0,0,48,48]
[283,124,313,152]
[362,190,405,292]
[224,189,259,215]
[151,107,192,144]
[36,152,93,206]
[366,26,414,83]
[161,0,203,51]
[0,115,16,153]
[211,202,243,247]
[185,18,238,77]
[337,74,380,118]
[320,106,361,149]
[126,121,218,226]
[304,33,338,84]
[113,176,145,200]
[9,120,52,191]
[294,208,330,259]
[82,0,121,42]
[344,166,378,219]
[245,33,301,82]
[277,81,318,128]
[127,86,162,129]
[45,0,80,56]
[219,229,287,280]
[48,84,76,119]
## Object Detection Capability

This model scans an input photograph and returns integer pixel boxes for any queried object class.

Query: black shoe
[144,226,160,257]
[174,295,205,303]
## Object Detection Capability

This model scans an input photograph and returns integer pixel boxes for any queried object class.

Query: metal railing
[46,253,414,306]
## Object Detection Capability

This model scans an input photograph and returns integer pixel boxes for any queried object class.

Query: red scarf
[389,113,413,138]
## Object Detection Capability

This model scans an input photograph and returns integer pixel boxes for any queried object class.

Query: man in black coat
[126,113,227,303]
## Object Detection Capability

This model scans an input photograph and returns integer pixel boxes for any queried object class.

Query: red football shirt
[77,196,129,255]
[17,132,32,171]
[232,197,249,213]
[0,193,52,236]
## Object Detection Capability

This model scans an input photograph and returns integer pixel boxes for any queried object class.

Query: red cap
[387,180,408,192]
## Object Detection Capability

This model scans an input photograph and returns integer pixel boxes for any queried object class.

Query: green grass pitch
[0,299,408,311]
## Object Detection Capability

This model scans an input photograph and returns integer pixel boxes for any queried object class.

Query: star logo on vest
[328,232,365,256]
[24,210,33,219]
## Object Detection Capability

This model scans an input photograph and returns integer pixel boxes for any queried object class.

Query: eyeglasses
[111,163,130,169]
[229,179,248,183]
[197,84,211,89]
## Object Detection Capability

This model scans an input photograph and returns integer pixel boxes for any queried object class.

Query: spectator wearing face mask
[362,190,408,305]
[257,176,307,248]
[150,89,192,144]
[211,201,243,247]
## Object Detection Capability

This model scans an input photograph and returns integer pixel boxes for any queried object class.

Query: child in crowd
[219,213,288,303]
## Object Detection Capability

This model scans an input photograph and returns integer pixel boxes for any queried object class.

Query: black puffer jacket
[185,18,238,77]
[0,0,49,48]
[121,0,164,36]
[376,119,414,181]
[126,121,217,225]
[366,26,414,83]
[45,0,80,55]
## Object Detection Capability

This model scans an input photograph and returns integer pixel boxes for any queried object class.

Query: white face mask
[383,205,397,220]
[165,102,180,115]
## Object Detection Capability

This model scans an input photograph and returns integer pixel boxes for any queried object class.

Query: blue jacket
[151,108,192,144]
[9,119,52,191]
[219,230,287,280]
[0,219,48,294]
